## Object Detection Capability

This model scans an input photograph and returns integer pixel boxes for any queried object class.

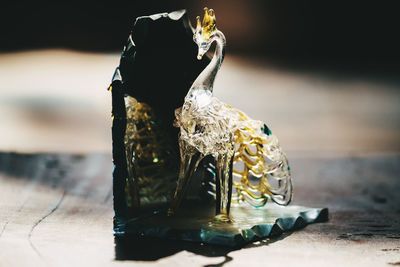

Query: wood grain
[0,152,399,267]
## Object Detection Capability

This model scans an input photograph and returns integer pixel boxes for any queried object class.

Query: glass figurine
[169,8,292,222]
[110,9,326,246]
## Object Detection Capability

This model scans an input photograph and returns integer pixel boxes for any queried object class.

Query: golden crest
[195,7,217,41]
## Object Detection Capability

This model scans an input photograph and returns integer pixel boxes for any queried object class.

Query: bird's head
[194,7,217,60]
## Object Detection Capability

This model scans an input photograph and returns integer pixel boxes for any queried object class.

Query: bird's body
[176,88,239,157]
[176,87,265,155]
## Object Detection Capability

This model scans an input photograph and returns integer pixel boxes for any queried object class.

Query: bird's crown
[195,7,217,41]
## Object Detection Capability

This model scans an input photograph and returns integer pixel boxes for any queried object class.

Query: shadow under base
[123,202,328,247]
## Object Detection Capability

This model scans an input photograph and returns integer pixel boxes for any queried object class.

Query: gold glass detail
[196,7,216,41]
[232,110,292,207]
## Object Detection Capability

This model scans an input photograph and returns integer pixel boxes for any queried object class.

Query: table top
[0,50,399,266]
[0,152,399,267]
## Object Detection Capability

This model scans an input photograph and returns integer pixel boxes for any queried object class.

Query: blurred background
[1,0,399,154]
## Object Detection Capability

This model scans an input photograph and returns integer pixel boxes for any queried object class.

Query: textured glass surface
[124,96,177,209]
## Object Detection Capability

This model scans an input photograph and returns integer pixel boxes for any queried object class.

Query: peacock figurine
[169,8,293,222]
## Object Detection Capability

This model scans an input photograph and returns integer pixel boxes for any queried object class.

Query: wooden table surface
[0,50,399,266]
[0,152,399,267]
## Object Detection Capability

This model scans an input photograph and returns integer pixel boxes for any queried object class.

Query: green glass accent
[262,124,272,136]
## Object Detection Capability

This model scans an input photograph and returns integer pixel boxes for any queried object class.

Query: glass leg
[168,141,203,216]
[214,152,234,222]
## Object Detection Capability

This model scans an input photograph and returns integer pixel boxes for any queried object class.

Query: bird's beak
[197,47,207,60]
[197,51,204,60]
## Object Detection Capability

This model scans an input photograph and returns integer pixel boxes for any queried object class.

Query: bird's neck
[190,30,226,95]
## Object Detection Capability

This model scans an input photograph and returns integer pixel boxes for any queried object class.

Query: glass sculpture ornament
[169,8,292,222]
[109,9,328,246]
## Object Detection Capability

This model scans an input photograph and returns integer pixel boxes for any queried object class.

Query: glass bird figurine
[169,8,293,222]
